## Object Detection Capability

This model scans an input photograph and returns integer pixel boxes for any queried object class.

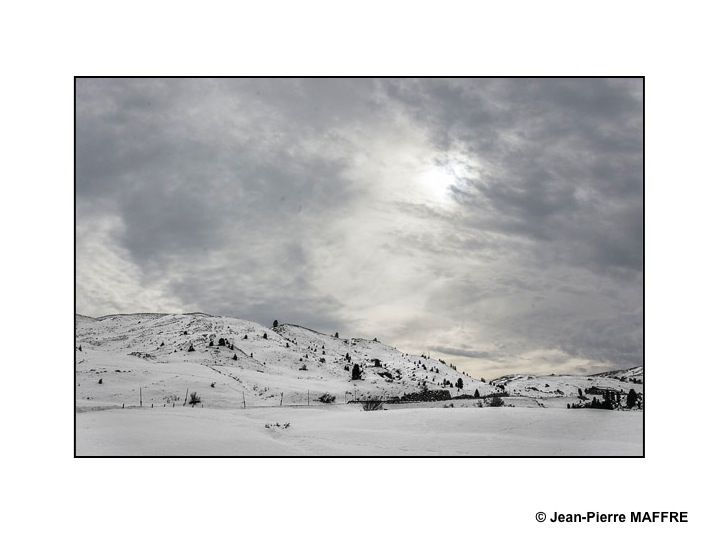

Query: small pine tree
[351,363,362,380]
[273,320,279,328]
[160,341,164,347]
[286,343,290,348]
[627,388,638,408]
[243,334,248,339]
[78,345,82,351]
[218,337,226,347]
[474,388,480,398]
[263,333,268,339]
[457,377,464,389]
[98,378,102,384]
[232,353,238,361]
[208,339,214,347]
[188,343,195,352]
[334,332,339,338]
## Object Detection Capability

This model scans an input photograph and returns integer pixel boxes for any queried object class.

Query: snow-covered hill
[489,370,643,409]
[75,312,495,409]
[75,312,644,455]
[76,312,643,411]
[591,366,644,382]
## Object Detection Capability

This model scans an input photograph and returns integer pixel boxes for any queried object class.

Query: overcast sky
[76,78,643,378]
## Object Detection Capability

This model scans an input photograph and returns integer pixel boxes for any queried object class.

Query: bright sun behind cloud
[416,165,456,203]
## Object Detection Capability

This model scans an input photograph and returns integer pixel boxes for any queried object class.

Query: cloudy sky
[76,78,643,378]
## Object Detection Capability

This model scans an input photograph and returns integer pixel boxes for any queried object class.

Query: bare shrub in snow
[318,393,336,403]
[265,422,290,430]
[189,392,201,405]
[488,396,504,407]
[362,398,383,411]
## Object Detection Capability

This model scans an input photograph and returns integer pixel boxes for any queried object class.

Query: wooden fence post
[307,390,310,406]
[243,392,246,409]
[280,392,283,407]
[140,387,142,407]
[184,388,189,406]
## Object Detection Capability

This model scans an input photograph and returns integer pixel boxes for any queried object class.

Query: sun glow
[416,165,456,203]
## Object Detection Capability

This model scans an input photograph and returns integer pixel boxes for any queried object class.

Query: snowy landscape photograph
[75,77,643,457]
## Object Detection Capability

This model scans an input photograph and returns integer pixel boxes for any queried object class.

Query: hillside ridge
[75,312,643,410]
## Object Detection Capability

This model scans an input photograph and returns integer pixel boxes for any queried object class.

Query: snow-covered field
[75,312,644,456]
[76,405,642,456]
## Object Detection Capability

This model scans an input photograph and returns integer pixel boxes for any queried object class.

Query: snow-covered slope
[75,313,494,409]
[490,368,643,408]
[76,312,642,411]
[591,366,644,382]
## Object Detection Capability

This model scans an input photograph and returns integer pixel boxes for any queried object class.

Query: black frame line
[74,75,645,458]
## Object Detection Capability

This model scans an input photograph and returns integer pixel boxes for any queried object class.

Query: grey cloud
[432,346,493,359]
[76,78,643,376]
